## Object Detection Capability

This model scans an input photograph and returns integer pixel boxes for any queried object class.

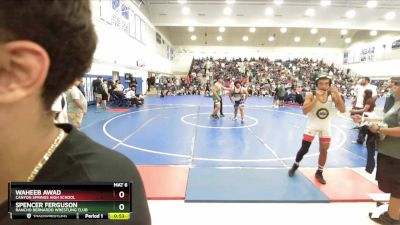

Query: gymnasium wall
[343,32,400,78]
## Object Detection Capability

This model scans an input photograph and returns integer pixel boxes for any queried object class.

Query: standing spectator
[150,75,156,87]
[65,79,87,129]
[92,76,103,108]
[131,77,138,89]
[101,79,110,110]
[155,75,160,88]
[384,79,396,113]
[147,76,151,92]
[275,83,286,107]
[78,78,86,96]
[204,82,211,96]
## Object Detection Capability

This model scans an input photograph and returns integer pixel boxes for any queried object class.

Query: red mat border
[138,166,189,200]
[300,168,382,202]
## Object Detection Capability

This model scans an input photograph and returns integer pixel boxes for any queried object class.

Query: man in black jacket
[92,76,103,108]
[0,1,151,224]
[384,78,396,113]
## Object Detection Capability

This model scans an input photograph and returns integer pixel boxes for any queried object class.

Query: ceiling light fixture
[340,29,348,35]
[345,10,356,19]
[320,37,327,43]
[274,0,284,6]
[188,26,195,32]
[305,8,315,17]
[265,7,274,16]
[219,26,226,32]
[224,7,232,15]
[190,35,197,40]
[268,36,275,42]
[345,38,352,44]
[311,28,318,34]
[384,11,396,20]
[250,27,256,33]
[320,0,331,7]
[242,36,249,42]
[370,30,378,36]
[294,37,301,42]
[366,1,378,8]
[226,0,235,4]
[182,6,190,15]
[217,36,223,41]
[280,27,287,33]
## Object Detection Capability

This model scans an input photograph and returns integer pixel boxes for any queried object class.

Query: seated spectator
[114,80,125,92]
[125,86,141,107]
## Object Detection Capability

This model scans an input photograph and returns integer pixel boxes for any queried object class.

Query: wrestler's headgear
[315,71,332,87]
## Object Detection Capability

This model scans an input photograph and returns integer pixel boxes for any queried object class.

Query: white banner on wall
[344,45,375,64]
[99,0,145,43]
[392,39,400,49]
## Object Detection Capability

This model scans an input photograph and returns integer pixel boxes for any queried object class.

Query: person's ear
[0,41,49,103]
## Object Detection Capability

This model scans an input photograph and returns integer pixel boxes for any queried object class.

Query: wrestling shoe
[315,171,327,184]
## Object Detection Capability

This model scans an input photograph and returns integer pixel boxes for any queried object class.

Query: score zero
[113,183,128,199]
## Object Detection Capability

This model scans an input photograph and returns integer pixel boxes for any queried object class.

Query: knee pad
[299,140,311,154]
[296,140,312,162]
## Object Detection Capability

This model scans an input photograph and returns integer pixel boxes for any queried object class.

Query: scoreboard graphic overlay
[8,182,132,220]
